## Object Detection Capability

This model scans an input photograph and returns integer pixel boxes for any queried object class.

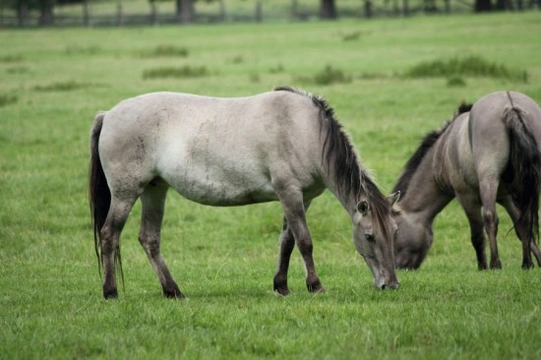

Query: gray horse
[89,86,399,299]
[392,91,541,270]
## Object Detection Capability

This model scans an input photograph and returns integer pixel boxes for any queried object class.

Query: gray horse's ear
[387,191,401,206]
[357,200,369,216]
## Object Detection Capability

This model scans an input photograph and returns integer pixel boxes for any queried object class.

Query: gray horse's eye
[357,200,369,215]
[366,234,375,243]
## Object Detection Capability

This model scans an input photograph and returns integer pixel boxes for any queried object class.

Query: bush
[405,55,528,82]
[142,65,209,79]
[0,94,18,107]
[313,65,352,85]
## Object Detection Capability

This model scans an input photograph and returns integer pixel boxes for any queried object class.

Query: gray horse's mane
[274,86,391,232]
[392,102,472,196]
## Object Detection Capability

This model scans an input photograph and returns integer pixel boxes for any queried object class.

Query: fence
[0,0,538,28]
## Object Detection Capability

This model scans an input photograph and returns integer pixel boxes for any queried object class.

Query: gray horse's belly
[163,166,279,206]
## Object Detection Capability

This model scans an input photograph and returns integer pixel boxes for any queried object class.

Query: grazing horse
[89,86,399,299]
[392,91,541,270]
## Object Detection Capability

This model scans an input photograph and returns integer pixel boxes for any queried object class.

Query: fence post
[255,1,262,22]
[219,0,226,22]
[117,1,123,26]
[150,1,158,26]
[364,0,373,18]
[83,0,90,27]
[403,0,409,16]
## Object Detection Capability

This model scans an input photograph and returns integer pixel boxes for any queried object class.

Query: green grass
[1,12,541,360]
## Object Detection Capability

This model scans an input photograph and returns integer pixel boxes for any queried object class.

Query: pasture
[1,12,541,359]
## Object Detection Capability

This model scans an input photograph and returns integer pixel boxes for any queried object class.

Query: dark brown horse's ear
[387,191,400,206]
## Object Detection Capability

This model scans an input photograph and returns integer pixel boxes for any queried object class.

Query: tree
[38,0,54,25]
[319,0,336,19]
[474,0,493,11]
[176,0,195,23]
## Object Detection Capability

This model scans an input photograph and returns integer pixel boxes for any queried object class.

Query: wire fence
[0,0,538,28]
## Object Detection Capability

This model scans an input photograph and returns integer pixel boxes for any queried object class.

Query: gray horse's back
[471,91,541,145]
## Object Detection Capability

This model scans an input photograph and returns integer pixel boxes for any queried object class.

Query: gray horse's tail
[504,105,541,246]
[89,112,110,276]
[89,112,124,286]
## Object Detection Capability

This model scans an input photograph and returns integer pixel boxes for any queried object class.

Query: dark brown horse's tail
[503,105,541,247]
[89,112,111,277]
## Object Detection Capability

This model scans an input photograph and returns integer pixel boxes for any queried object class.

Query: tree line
[3,0,537,27]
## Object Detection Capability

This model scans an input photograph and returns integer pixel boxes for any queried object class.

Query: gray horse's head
[391,203,433,270]
[352,193,400,289]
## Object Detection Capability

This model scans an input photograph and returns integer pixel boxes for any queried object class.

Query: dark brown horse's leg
[456,194,487,270]
[139,182,184,298]
[101,197,136,299]
[273,217,295,296]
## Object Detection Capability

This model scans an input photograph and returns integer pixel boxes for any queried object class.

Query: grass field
[1,12,541,360]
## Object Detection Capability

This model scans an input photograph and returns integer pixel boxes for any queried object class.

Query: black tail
[89,112,110,275]
[504,105,541,247]
[89,112,124,286]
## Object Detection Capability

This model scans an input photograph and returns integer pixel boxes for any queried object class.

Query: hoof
[163,286,185,299]
[103,288,118,299]
[306,281,325,293]
[274,287,290,296]
[489,260,502,270]
[273,278,290,296]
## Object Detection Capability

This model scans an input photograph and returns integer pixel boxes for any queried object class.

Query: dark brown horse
[392,91,541,270]
[89,87,399,299]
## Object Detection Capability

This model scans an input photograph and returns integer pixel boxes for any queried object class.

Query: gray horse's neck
[398,146,454,226]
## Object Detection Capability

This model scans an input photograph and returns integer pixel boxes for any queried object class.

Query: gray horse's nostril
[381,284,387,290]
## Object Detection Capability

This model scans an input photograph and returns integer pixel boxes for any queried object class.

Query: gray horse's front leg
[139,183,185,298]
[275,187,324,294]
[274,201,314,296]
[273,217,295,296]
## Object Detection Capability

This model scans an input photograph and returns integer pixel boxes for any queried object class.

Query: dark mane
[393,100,473,196]
[274,86,392,236]
[392,121,452,196]
[455,101,473,118]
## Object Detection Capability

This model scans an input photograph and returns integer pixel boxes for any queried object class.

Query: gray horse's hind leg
[499,196,541,269]
[139,181,184,298]
[274,184,324,294]
[479,181,503,269]
[273,202,312,296]
[456,193,488,270]
[101,196,138,299]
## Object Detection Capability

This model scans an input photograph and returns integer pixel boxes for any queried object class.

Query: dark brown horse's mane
[392,102,472,197]
[274,86,392,236]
